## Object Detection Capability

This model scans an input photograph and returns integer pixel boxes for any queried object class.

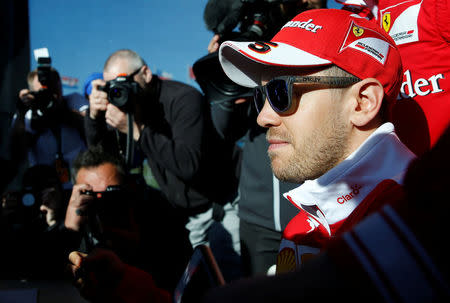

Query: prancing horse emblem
[382,12,391,32]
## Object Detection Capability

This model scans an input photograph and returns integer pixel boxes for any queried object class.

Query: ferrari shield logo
[352,26,364,37]
[382,12,391,32]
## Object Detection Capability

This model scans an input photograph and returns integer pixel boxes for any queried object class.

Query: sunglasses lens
[253,88,264,113]
[267,79,289,112]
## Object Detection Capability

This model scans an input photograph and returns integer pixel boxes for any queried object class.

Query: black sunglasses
[254,75,360,113]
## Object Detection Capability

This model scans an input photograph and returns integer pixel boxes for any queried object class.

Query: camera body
[196,0,296,104]
[28,89,55,113]
[1,189,45,229]
[80,185,132,250]
[82,185,129,228]
[98,76,140,112]
[23,57,58,115]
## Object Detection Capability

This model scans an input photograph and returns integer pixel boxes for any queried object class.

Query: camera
[22,57,58,115]
[195,0,296,104]
[1,165,62,227]
[82,185,130,228]
[80,185,132,250]
[193,52,253,105]
[98,75,140,112]
[1,189,43,225]
[28,89,55,113]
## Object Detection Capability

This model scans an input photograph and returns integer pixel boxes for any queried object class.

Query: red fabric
[114,265,171,303]
[335,179,405,236]
[270,9,402,102]
[282,209,334,248]
[344,0,450,156]
[282,180,404,249]
[382,0,450,156]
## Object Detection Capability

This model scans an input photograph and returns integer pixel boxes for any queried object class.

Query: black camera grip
[97,85,107,92]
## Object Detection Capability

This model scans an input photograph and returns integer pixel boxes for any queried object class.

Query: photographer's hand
[40,187,63,227]
[89,79,108,120]
[105,103,129,133]
[105,104,143,141]
[65,183,94,231]
[69,248,171,303]
[18,88,35,110]
[208,34,221,53]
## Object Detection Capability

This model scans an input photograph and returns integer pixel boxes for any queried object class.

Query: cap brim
[219,41,332,88]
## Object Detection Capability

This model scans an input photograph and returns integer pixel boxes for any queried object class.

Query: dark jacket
[85,76,237,212]
[210,100,298,231]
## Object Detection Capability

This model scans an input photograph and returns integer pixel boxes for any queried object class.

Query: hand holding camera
[89,79,130,134]
[89,79,109,119]
[90,76,141,138]
[18,88,35,109]
[65,183,95,232]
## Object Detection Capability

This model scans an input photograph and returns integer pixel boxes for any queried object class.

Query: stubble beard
[268,113,349,183]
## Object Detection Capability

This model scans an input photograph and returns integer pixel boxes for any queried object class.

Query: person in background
[64,145,191,292]
[85,49,241,281]
[340,0,450,157]
[11,67,87,191]
[83,72,103,101]
[0,165,70,279]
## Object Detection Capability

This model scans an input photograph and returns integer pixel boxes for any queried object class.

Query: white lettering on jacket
[398,70,445,99]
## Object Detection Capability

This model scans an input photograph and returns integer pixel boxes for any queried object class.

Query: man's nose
[256,100,281,128]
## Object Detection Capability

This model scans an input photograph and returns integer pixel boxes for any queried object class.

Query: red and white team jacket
[276,123,416,274]
[340,0,450,157]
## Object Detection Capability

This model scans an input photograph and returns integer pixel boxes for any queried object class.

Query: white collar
[283,123,415,232]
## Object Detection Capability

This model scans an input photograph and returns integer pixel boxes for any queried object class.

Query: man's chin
[270,159,289,182]
[270,158,306,183]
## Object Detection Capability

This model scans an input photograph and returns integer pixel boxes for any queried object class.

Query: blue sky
[29,0,340,95]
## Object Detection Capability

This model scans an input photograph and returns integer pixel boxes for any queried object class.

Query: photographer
[64,145,191,291]
[84,49,240,281]
[198,0,327,276]
[0,164,73,279]
[11,66,87,191]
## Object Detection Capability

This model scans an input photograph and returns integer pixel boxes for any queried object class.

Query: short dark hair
[72,145,128,184]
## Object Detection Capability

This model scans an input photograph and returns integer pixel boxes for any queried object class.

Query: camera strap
[114,113,135,169]
[51,126,70,184]
[125,113,134,168]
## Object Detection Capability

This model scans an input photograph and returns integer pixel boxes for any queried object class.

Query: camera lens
[22,193,36,207]
[110,87,123,99]
[108,85,129,109]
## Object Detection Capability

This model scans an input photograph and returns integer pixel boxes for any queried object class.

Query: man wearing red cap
[340,0,450,157]
[219,8,416,272]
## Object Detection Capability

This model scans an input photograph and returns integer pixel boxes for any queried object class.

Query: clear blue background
[29,0,340,95]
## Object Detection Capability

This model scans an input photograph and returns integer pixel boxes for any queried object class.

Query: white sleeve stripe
[273,175,281,232]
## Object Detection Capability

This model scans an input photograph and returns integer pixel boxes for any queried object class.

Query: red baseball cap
[219,9,403,102]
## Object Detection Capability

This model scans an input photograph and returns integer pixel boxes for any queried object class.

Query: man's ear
[142,65,153,84]
[349,78,384,127]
